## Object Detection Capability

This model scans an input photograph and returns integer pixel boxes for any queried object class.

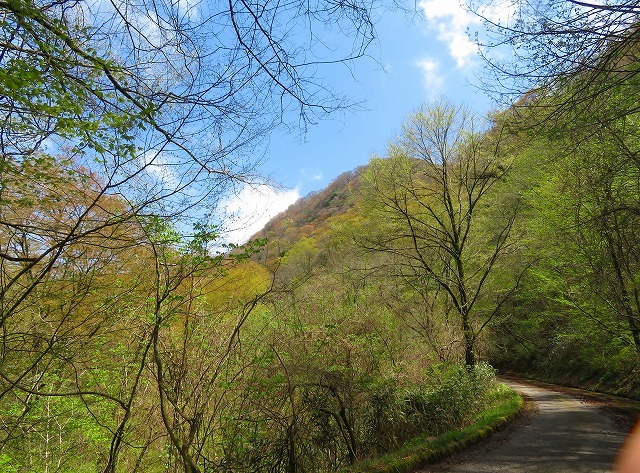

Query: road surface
[418,380,631,473]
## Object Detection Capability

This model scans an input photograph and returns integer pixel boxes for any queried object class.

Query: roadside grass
[342,384,523,473]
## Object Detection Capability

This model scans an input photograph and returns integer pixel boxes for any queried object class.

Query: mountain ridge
[250,166,366,256]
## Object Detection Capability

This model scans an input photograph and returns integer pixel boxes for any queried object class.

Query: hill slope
[251,166,365,259]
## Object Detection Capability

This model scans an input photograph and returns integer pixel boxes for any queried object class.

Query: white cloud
[418,0,480,68]
[175,0,201,21]
[479,1,518,27]
[300,168,323,181]
[142,150,178,187]
[415,58,444,97]
[221,184,300,244]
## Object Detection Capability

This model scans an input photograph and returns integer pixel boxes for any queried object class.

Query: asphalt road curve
[419,380,630,473]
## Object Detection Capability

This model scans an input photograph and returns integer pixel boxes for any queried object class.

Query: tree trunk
[462,312,475,366]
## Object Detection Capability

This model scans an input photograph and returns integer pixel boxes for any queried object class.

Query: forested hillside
[256,99,640,398]
[2,1,640,472]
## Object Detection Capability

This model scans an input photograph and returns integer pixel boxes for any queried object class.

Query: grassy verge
[342,384,523,473]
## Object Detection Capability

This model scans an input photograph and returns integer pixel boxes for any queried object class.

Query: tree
[468,0,640,370]
[0,164,274,471]
[0,0,382,470]
[361,102,518,366]
[470,1,640,121]
[2,0,377,159]
[0,0,381,291]
[519,120,640,355]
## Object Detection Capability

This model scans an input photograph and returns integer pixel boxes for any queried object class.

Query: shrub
[360,378,411,455]
[404,362,497,435]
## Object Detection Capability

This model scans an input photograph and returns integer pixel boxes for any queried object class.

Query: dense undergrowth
[230,362,502,471]
[344,383,522,473]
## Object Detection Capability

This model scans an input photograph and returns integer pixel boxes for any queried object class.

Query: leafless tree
[361,102,518,366]
[470,0,640,126]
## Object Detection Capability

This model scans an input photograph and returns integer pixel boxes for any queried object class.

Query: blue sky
[221,0,517,243]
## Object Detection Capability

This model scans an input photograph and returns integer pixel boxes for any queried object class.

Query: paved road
[418,380,629,473]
